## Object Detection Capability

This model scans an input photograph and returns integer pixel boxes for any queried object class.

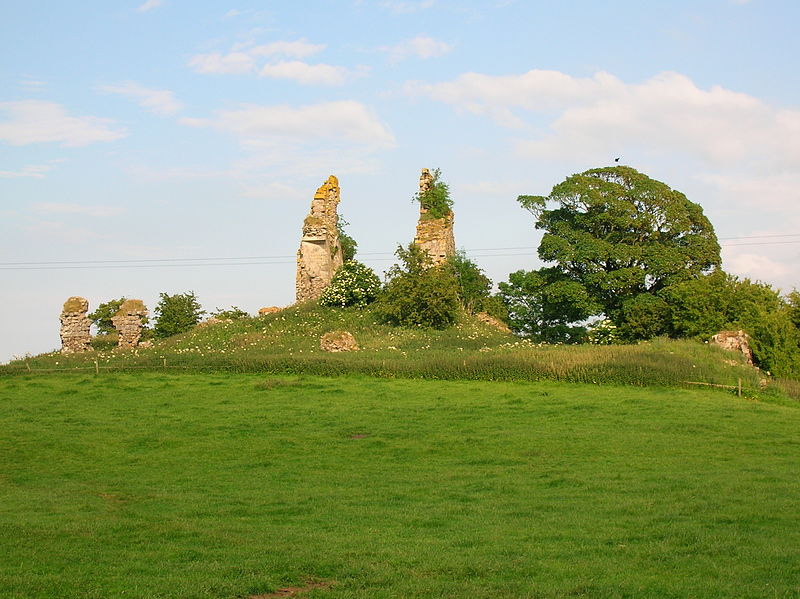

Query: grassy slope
[1,373,799,598]
[4,303,781,398]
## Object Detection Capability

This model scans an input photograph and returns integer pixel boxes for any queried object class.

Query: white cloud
[381,35,452,62]
[137,0,163,12]
[20,77,46,91]
[0,100,125,147]
[249,39,325,58]
[455,180,522,196]
[180,101,395,147]
[407,70,800,169]
[188,51,255,74]
[381,0,434,14]
[188,38,326,76]
[723,250,791,286]
[259,61,348,86]
[696,172,800,212]
[0,164,55,179]
[32,203,124,217]
[97,81,183,116]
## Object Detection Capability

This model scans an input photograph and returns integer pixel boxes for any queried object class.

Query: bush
[448,252,491,312]
[664,271,800,377]
[153,291,205,338]
[319,261,381,308]
[498,268,596,343]
[211,306,249,320]
[586,319,621,345]
[375,244,460,329]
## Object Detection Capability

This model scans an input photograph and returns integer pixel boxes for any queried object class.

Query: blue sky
[2,0,799,362]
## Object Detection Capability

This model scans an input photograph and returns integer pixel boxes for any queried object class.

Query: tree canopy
[512,166,721,340]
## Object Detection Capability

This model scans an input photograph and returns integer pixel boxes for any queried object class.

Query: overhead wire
[2,235,799,271]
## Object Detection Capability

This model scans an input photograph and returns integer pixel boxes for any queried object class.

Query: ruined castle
[60,168,456,347]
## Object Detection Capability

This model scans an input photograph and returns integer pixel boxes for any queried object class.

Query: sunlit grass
[1,373,798,598]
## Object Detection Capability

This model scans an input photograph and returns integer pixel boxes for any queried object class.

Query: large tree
[513,166,721,340]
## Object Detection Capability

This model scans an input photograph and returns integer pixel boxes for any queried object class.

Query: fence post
[26,361,31,372]
[163,358,167,369]
[738,378,742,398]
[94,360,99,375]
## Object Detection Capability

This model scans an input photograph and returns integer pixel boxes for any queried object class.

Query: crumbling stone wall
[111,299,148,349]
[413,168,455,266]
[711,330,754,365]
[60,296,91,353]
[296,175,344,302]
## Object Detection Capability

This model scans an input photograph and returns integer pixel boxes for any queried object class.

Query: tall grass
[2,303,779,397]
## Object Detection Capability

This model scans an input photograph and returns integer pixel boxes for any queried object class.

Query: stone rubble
[111,299,148,349]
[476,312,512,334]
[258,306,282,316]
[413,168,456,266]
[711,330,754,365]
[60,296,92,354]
[320,330,359,352]
[296,175,344,302]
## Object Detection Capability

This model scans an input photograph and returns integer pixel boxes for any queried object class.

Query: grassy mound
[1,373,798,598]
[3,303,787,398]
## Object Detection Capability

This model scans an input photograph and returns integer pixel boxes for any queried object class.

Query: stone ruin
[296,175,344,302]
[60,296,92,354]
[111,299,148,349]
[711,330,754,365]
[320,330,359,352]
[413,168,456,266]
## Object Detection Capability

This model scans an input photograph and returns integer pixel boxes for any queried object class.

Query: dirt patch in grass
[250,579,334,598]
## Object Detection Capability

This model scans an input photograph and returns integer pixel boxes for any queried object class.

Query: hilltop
[4,303,795,401]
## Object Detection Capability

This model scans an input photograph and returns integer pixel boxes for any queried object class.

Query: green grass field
[2,373,799,598]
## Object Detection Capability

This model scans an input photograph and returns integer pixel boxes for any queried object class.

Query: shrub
[212,306,250,320]
[375,244,460,329]
[319,261,381,308]
[586,319,621,345]
[665,271,800,377]
[153,291,205,338]
[447,251,491,313]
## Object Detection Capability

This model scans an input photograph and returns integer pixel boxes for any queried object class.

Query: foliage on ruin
[319,260,381,308]
[337,214,358,262]
[153,291,206,339]
[413,168,453,220]
[88,298,126,335]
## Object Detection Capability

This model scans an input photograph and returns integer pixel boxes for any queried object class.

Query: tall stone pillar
[60,296,92,353]
[111,299,148,349]
[413,168,455,266]
[296,175,344,302]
